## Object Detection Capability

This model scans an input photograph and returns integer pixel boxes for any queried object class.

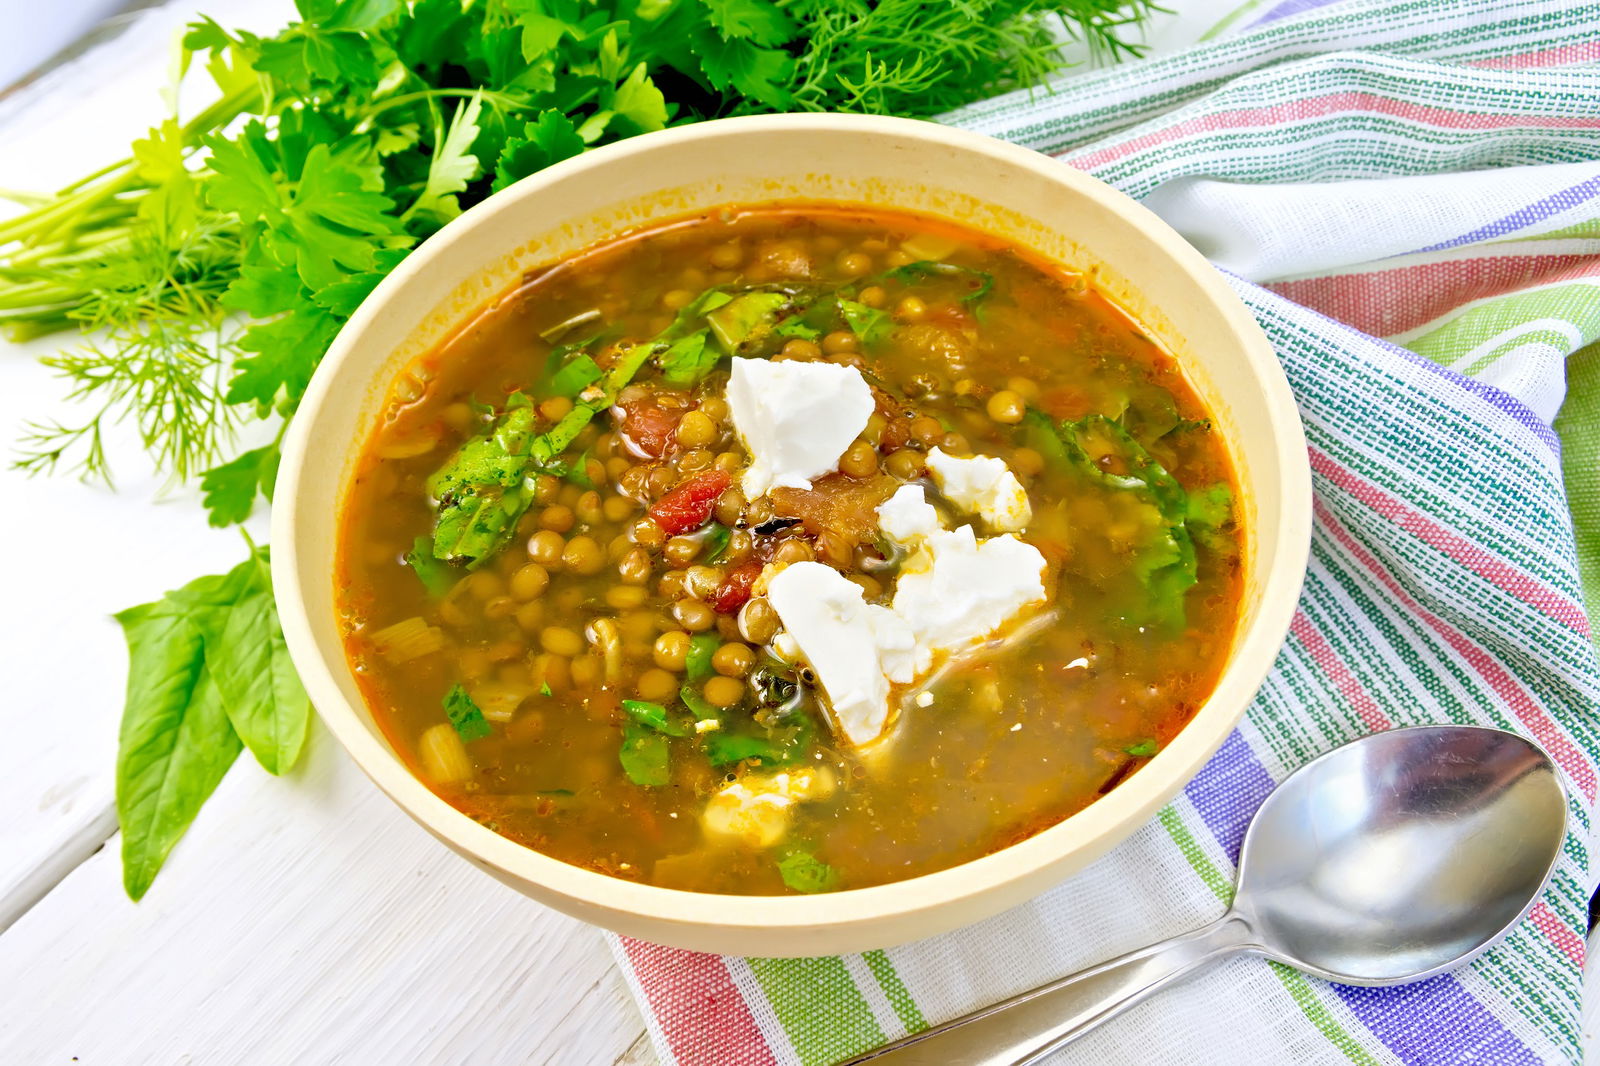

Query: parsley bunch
[0,0,1155,898]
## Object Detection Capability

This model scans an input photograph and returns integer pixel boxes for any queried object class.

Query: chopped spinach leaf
[1123,739,1160,757]
[679,684,719,721]
[540,681,554,698]
[703,523,732,564]
[622,699,689,736]
[703,731,782,766]
[428,396,538,568]
[685,634,722,684]
[658,329,720,385]
[443,683,492,742]
[777,849,840,893]
[547,351,603,397]
[881,260,994,303]
[405,535,458,596]
[773,317,821,341]
[538,308,601,343]
[1034,412,1206,631]
[619,722,670,786]
[1186,482,1235,552]
[707,291,788,353]
[838,298,891,346]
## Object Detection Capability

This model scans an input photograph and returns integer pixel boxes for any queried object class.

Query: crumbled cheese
[726,358,874,497]
[889,523,1047,661]
[701,767,834,848]
[877,484,944,544]
[926,447,1032,532]
[915,691,935,708]
[694,719,722,734]
[766,563,914,745]
[766,491,1047,751]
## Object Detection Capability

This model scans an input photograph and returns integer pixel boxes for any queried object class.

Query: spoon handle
[838,911,1259,1066]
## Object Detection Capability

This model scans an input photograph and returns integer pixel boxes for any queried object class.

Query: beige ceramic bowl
[273,113,1311,957]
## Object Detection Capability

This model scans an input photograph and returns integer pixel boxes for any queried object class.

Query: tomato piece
[710,557,763,614]
[618,400,680,459]
[648,469,733,535]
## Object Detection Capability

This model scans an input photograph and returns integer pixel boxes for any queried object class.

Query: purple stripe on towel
[1183,730,1277,863]
[1247,0,1348,29]
[1335,980,1543,1065]
[1410,173,1600,254]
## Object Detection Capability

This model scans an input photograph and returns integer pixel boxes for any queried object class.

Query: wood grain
[0,721,650,1065]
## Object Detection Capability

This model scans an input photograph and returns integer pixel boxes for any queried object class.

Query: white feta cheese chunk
[726,357,874,497]
[701,767,833,848]
[766,562,913,746]
[878,484,1049,661]
[926,447,1033,531]
[877,484,943,546]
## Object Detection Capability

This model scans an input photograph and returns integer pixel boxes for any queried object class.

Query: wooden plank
[0,720,649,1065]
[0,0,293,925]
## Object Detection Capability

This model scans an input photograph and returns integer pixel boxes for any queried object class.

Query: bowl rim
[273,112,1311,936]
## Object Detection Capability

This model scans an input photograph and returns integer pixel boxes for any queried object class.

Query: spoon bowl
[846,726,1568,1065]
[1238,725,1567,985]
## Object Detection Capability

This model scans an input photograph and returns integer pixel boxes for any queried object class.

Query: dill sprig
[784,0,1160,117]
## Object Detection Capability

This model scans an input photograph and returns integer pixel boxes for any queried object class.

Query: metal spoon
[842,725,1567,1066]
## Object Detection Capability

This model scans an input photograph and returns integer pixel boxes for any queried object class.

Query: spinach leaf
[444,683,492,742]
[1037,413,1206,631]
[703,731,782,767]
[1186,482,1235,553]
[703,522,732,564]
[680,683,719,720]
[881,260,994,303]
[405,535,457,596]
[777,849,840,893]
[114,546,311,900]
[773,317,821,341]
[547,351,602,397]
[684,634,721,684]
[658,329,719,385]
[206,551,312,775]
[1123,739,1160,757]
[428,395,538,567]
[622,699,689,737]
[707,291,788,353]
[838,298,891,346]
[619,722,671,786]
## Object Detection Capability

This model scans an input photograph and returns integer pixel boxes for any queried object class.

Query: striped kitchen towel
[609,1,1600,1063]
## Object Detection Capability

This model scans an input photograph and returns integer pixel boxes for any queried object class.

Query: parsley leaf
[404,95,485,229]
[199,444,280,527]
[493,110,586,191]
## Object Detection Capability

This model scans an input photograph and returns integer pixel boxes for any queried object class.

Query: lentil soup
[336,204,1243,895]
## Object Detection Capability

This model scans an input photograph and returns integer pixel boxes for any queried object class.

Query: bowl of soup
[273,113,1310,956]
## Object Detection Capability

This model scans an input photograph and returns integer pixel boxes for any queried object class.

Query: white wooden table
[1,4,1594,1064]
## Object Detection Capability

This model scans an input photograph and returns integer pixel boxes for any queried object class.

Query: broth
[336,204,1243,895]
